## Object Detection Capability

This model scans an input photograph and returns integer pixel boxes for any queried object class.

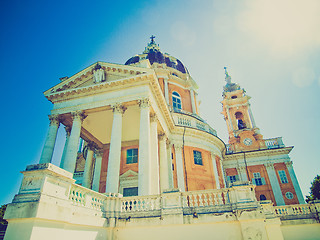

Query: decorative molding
[138,98,150,108]
[111,103,127,114]
[285,161,293,168]
[264,163,275,170]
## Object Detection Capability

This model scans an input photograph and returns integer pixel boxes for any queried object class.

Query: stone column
[106,103,126,193]
[63,111,86,173]
[174,144,185,191]
[264,163,285,206]
[211,152,220,189]
[166,140,174,189]
[190,88,197,114]
[138,98,152,196]
[237,166,248,182]
[159,133,169,192]
[150,114,160,195]
[164,77,169,104]
[82,142,95,189]
[60,126,71,169]
[92,150,103,192]
[39,115,60,164]
[285,161,305,204]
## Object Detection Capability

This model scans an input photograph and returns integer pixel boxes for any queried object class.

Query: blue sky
[1,0,319,205]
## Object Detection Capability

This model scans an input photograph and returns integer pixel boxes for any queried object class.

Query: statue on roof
[93,63,105,83]
[224,67,232,84]
[223,67,240,93]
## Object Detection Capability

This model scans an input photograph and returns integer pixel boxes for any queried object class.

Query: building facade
[4,38,320,240]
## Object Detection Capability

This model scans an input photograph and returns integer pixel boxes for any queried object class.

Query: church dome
[125,36,188,74]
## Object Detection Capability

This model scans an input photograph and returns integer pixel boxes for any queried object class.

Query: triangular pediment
[119,170,138,180]
[44,61,151,96]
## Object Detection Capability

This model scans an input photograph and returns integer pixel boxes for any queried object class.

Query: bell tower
[221,68,264,152]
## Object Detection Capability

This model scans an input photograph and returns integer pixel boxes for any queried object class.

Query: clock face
[243,138,253,146]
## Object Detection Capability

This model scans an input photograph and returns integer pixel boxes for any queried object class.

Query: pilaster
[285,161,305,204]
[174,143,185,192]
[264,163,285,206]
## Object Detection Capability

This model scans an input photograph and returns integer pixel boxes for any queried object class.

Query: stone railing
[182,189,230,208]
[120,195,161,213]
[264,137,285,149]
[226,137,285,154]
[274,204,312,217]
[172,112,217,136]
[69,183,105,211]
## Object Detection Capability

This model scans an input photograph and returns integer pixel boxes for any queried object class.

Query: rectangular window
[227,175,239,184]
[252,172,266,186]
[193,150,203,165]
[126,148,138,164]
[123,187,138,197]
[278,170,288,184]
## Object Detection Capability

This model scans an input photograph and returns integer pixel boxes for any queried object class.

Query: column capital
[237,166,247,172]
[150,113,158,122]
[264,163,275,170]
[138,98,150,108]
[174,143,183,152]
[111,103,127,114]
[64,126,71,137]
[285,161,293,168]
[94,149,104,158]
[71,111,87,121]
[87,141,97,151]
[158,132,166,141]
[48,114,60,126]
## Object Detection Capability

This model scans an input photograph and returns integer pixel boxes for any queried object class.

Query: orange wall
[158,77,164,94]
[183,146,216,191]
[168,83,193,113]
[274,162,299,205]
[247,165,276,204]
[99,146,139,193]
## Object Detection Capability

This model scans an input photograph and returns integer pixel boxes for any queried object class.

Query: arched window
[260,194,267,201]
[172,91,182,110]
[235,112,246,130]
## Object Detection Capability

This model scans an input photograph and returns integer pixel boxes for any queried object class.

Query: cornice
[45,74,152,103]
[223,146,293,160]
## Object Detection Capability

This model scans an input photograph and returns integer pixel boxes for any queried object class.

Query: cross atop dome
[223,67,240,93]
[143,35,160,54]
[150,35,156,44]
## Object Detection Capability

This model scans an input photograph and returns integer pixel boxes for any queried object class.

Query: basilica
[3,38,320,240]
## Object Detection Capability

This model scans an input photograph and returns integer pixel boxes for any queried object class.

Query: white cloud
[236,0,320,57]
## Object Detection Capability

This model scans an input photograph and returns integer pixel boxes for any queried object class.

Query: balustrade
[120,195,161,213]
[173,113,217,136]
[274,204,312,216]
[265,137,285,149]
[182,189,230,208]
[69,184,105,211]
